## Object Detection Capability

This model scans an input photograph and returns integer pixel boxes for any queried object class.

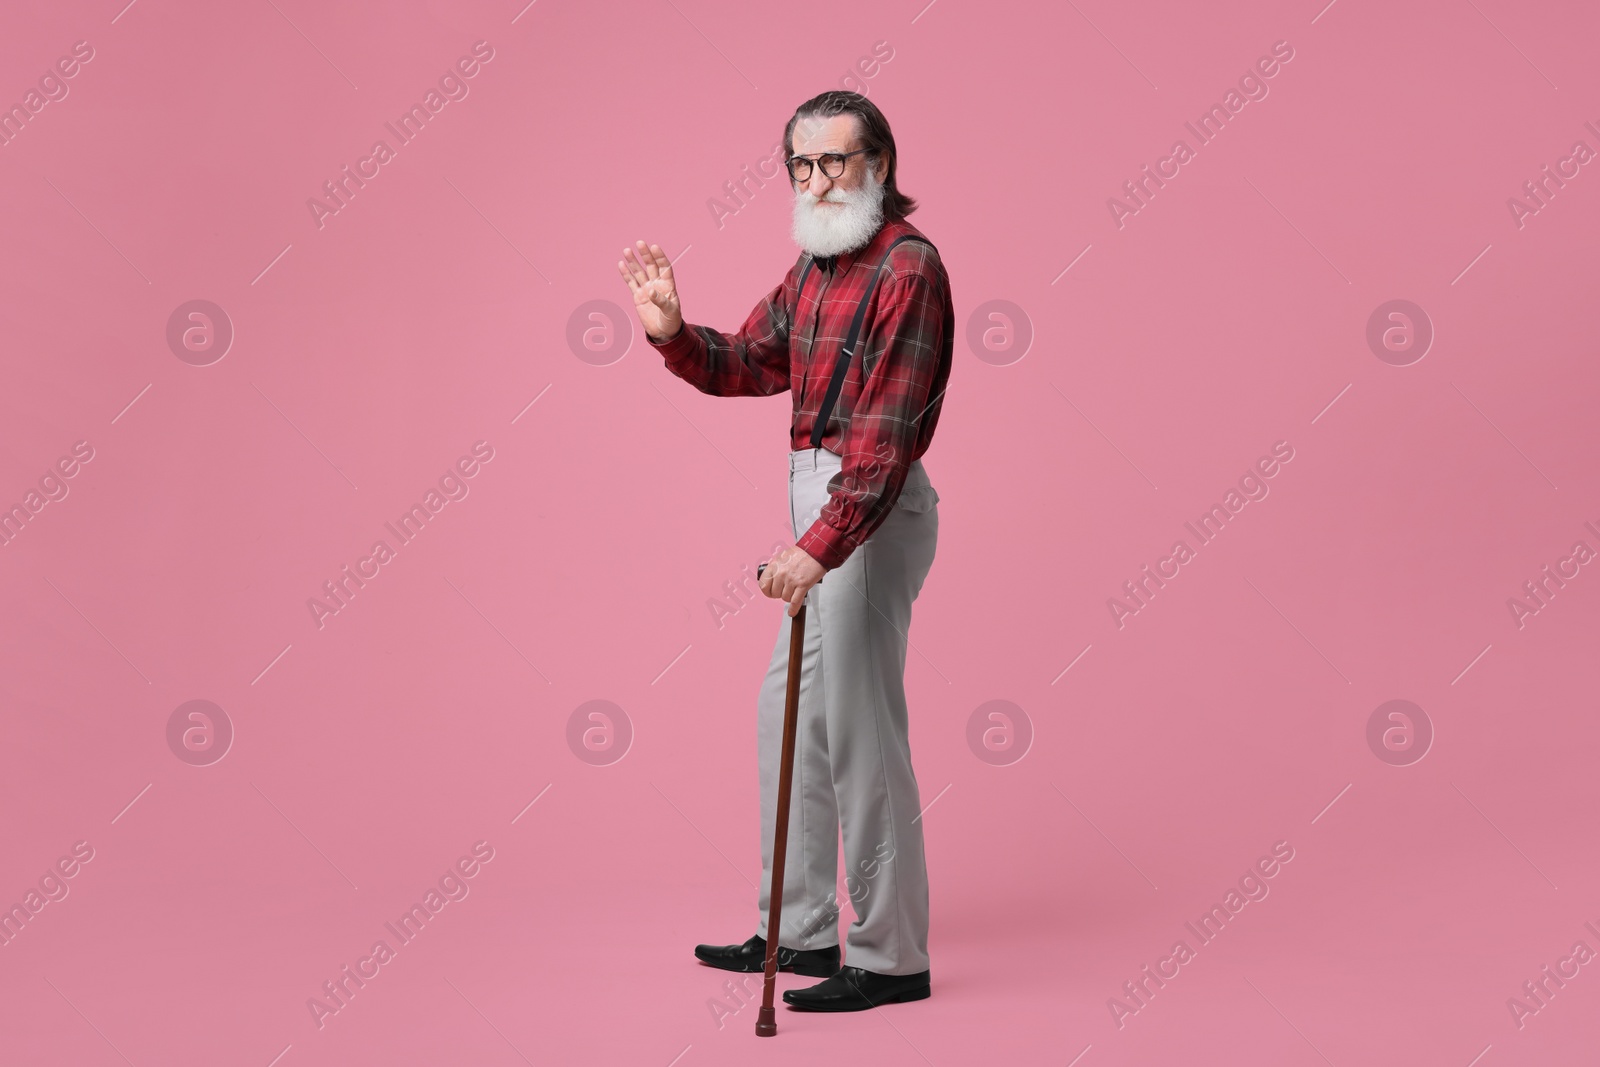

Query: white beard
[791,166,886,257]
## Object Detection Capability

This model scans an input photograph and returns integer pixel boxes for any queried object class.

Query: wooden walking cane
[753,561,815,1038]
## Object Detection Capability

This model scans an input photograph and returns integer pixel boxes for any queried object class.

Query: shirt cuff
[646,324,698,366]
[796,523,849,571]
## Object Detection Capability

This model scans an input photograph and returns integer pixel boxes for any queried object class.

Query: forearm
[797,435,914,570]
[647,296,791,398]
[647,323,722,393]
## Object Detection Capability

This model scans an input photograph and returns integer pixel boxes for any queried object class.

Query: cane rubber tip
[755,1006,777,1036]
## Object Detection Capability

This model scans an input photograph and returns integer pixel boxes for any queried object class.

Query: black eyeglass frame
[784,147,874,182]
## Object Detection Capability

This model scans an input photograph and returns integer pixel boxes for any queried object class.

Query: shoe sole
[695,955,840,978]
[783,985,931,1012]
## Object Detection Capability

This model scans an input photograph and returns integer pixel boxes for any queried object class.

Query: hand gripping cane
[753,561,817,1037]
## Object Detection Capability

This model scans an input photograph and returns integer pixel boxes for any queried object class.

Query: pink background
[2,0,1598,1064]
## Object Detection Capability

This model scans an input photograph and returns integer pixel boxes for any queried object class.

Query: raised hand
[617,240,683,342]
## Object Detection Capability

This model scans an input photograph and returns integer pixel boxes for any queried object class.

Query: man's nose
[807,170,834,198]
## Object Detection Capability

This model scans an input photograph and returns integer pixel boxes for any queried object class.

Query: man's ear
[874,152,890,183]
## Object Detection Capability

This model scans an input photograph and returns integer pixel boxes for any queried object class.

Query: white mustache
[791,169,886,257]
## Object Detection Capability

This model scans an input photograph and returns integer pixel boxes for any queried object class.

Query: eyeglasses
[785,148,872,182]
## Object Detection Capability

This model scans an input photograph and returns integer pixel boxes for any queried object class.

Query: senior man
[617,90,953,1012]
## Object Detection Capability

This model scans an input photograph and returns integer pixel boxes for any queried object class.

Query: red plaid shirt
[648,218,954,570]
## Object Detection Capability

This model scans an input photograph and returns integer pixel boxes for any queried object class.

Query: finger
[649,281,677,310]
[617,260,641,295]
[647,243,675,279]
[787,584,805,615]
[621,247,649,286]
[635,240,660,281]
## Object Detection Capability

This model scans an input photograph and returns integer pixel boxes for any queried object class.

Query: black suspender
[795,256,816,311]
[792,233,936,450]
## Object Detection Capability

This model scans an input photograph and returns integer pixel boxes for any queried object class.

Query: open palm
[617,240,682,342]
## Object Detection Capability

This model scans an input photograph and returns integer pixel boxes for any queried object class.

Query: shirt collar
[812,221,901,276]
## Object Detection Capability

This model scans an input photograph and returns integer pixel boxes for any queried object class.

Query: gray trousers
[754,445,939,976]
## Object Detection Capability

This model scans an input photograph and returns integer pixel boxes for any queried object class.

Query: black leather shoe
[693,934,840,977]
[782,964,931,1011]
